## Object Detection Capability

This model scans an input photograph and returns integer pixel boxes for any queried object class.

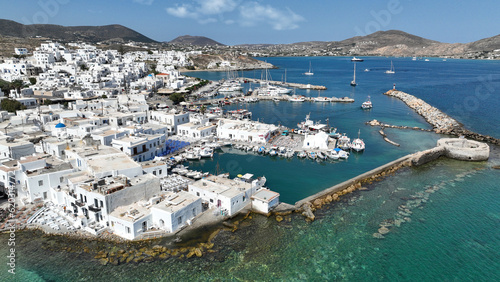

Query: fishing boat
[312,90,330,102]
[385,60,395,74]
[361,96,372,109]
[351,56,364,62]
[185,149,201,160]
[338,150,349,159]
[350,62,357,86]
[317,151,327,160]
[199,147,214,158]
[337,134,351,150]
[297,151,307,158]
[308,151,317,159]
[289,95,306,102]
[304,61,314,75]
[326,149,340,160]
[349,130,365,152]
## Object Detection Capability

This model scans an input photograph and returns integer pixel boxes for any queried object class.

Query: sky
[1,0,498,45]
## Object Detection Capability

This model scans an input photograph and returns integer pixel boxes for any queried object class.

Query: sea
[1,57,499,281]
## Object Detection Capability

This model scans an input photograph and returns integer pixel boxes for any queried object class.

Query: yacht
[351,57,364,62]
[313,91,330,102]
[304,61,314,75]
[385,60,395,74]
[361,96,372,109]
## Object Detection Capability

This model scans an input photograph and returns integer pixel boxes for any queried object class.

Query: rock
[313,199,323,208]
[325,195,332,203]
[276,215,283,222]
[99,258,108,266]
[195,248,203,257]
[186,251,195,258]
[373,233,385,239]
[126,254,134,263]
[332,194,339,201]
[378,226,390,235]
[492,165,500,170]
[158,253,169,259]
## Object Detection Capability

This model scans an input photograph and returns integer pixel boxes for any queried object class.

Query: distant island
[0,19,499,64]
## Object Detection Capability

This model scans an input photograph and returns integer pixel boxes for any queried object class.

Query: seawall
[290,137,490,221]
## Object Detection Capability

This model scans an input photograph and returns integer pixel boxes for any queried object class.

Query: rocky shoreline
[384,89,500,146]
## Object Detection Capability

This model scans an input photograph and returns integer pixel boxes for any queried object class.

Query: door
[217,199,221,207]
[142,221,147,232]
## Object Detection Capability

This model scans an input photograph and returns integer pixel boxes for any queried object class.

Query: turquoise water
[1,57,499,281]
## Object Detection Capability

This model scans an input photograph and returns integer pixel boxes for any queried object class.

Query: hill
[0,19,156,43]
[168,35,224,46]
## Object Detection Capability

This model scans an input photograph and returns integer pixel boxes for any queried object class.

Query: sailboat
[385,60,395,74]
[350,62,357,86]
[304,61,314,76]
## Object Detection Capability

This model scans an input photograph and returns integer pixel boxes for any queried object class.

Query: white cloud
[166,4,198,19]
[239,3,305,30]
[197,0,240,15]
[165,0,304,30]
[133,0,154,5]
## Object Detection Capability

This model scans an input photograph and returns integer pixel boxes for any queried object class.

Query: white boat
[313,91,330,102]
[200,147,214,158]
[337,134,351,150]
[326,150,340,160]
[289,95,306,102]
[361,96,372,109]
[364,68,370,72]
[350,62,357,86]
[297,151,307,158]
[412,57,417,61]
[185,149,201,160]
[304,61,314,75]
[269,149,277,156]
[317,151,327,160]
[425,59,430,61]
[351,57,364,62]
[385,60,395,74]
[338,150,349,159]
[350,130,365,152]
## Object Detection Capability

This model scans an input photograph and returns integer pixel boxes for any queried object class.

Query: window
[38,180,43,186]
[60,177,64,183]
[196,192,200,196]
[100,200,103,207]
[177,216,182,224]
[159,170,162,175]
[153,171,156,176]
[192,208,196,217]
[210,199,213,203]
[126,227,130,233]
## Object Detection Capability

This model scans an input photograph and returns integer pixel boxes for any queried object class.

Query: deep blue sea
[1,57,499,281]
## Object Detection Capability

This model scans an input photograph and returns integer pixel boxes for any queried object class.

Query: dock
[238,77,326,90]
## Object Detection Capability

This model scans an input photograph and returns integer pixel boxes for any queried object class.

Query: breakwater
[289,137,490,221]
[384,89,500,145]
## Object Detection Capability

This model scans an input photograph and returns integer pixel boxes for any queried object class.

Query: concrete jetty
[239,77,327,90]
[292,137,490,221]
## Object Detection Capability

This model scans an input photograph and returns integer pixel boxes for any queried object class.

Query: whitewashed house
[217,118,278,144]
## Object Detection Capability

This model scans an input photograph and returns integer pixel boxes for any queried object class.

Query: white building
[302,131,329,150]
[188,175,260,216]
[15,48,28,55]
[217,118,278,144]
[251,189,280,214]
[111,133,167,162]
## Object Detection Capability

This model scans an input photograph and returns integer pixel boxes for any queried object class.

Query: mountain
[236,30,500,59]
[168,35,224,46]
[0,19,156,43]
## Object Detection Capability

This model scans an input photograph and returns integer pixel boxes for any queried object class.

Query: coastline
[5,87,496,266]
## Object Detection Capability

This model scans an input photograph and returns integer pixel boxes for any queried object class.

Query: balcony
[75,200,85,207]
[88,205,101,212]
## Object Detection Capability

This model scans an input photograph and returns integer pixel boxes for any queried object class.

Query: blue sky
[1,0,498,45]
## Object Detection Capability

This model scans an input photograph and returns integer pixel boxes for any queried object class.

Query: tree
[200,105,206,115]
[80,64,89,71]
[101,94,108,99]
[169,93,185,104]
[43,99,53,105]
[9,80,24,93]
[0,99,26,112]
[29,77,37,85]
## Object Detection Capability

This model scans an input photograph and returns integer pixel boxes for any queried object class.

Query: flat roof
[152,191,199,214]
[109,201,150,223]
[251,189,279,202]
